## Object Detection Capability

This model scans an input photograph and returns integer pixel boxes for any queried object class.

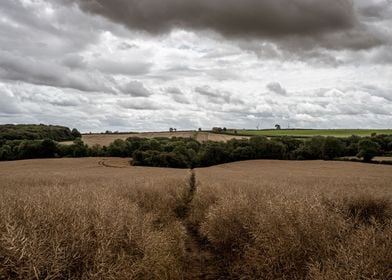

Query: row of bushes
[1,134,391,167]
[0,124,81,141]
[129,135,390,167]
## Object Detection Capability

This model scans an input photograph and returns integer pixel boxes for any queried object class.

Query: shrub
[197,142,230,167]
[293,137,324,160]
[108,139,130,157]
[357,139,381,162]
[322,137,345,159]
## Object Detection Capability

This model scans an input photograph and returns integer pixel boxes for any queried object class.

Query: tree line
[1,133,391,167]
[0,124,80,141]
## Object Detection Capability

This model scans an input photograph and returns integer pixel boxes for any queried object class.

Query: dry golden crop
[1,158,391,279]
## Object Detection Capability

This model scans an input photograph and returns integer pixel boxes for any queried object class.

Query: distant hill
[0,124,79,141]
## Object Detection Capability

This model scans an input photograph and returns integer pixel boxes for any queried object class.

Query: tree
[322,137,344,160]
[357,139,381,162]
[108,139,129,157]
[40,139,58,158]
[275,124,281,130]
[71,128,82,138]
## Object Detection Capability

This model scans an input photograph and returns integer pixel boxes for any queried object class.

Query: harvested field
[62,132,249,146]
[1,159,391,279]
[236,129,392,138]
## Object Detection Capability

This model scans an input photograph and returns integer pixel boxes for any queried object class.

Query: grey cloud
[91,59,152,76]
[62,54,87,69]
[117,42,138,50]
[266,82,287,96]
[70,0,356,38]
[195,86,244,105]
[0,85,22,114]
[120,81,152,97]
[165,87,183,95]
[119,99,160,110]
[0,51,117,94]
[164,87,191,104]
[357,0,392,20]
[172,95,191,104]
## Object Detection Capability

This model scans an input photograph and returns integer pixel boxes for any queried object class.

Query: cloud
[164,87,191,104]
[195,86,244,105]
[91,59,152,76]
[70,0,356,38]
[0,50,117,94]
[120,81,153,97]
[119,98,160,110]
[266,82,287,96]
[0,84,22,114]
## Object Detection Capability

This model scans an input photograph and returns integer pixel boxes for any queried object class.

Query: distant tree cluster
[0,124,80,141]
[1,132,391,166]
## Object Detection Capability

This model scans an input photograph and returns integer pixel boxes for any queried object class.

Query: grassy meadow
[1,158,391,279]
[233,129,392,138]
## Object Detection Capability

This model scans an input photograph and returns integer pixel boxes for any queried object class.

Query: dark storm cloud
[69,0,356,38]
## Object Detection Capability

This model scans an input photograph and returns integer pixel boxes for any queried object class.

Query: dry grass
[194,161,392,279]
[0,158,189,279]
[1,159,391,279]
[61,132,248,146]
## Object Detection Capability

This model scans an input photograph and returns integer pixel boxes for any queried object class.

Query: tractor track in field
[176,170,219,280]
[97,159,128,168]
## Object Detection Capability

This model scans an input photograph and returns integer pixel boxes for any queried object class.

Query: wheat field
[0,158,391,279]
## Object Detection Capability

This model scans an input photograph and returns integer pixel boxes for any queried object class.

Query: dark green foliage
[231,146,254,160]
[57,139,88,158]
[108,139,130,157]
[132,150,189,168]
[250,137,286,159]
[357,139,381,162]
[0,145,12,160]
[0,124,76,141]
[198,142,230,167]
[293,137,324,160]
[322,137,345,159]
[371,134,392,153]
[71,128,82,138]
[1,129,391,167]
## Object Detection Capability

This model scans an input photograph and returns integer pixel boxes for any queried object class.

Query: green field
[232,129,392,138]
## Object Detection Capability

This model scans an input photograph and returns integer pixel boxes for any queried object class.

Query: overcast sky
[0,0,391,132]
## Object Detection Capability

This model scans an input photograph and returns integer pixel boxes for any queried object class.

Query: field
[233,129,392,138]
[62,132,249,146]
[1,158,391,279]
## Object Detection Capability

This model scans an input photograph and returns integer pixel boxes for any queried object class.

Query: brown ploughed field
[1,159,391,279]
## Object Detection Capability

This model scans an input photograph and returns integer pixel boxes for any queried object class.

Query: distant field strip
[235,129,392,138]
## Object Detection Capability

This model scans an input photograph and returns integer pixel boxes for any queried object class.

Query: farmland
[1,158,391,279]
[231,129,392,138]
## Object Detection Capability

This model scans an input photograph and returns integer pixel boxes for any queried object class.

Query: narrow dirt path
[177,170,216,280]
[97,158,129,168]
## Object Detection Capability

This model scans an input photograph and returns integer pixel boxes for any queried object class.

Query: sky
[0,0,391,132]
